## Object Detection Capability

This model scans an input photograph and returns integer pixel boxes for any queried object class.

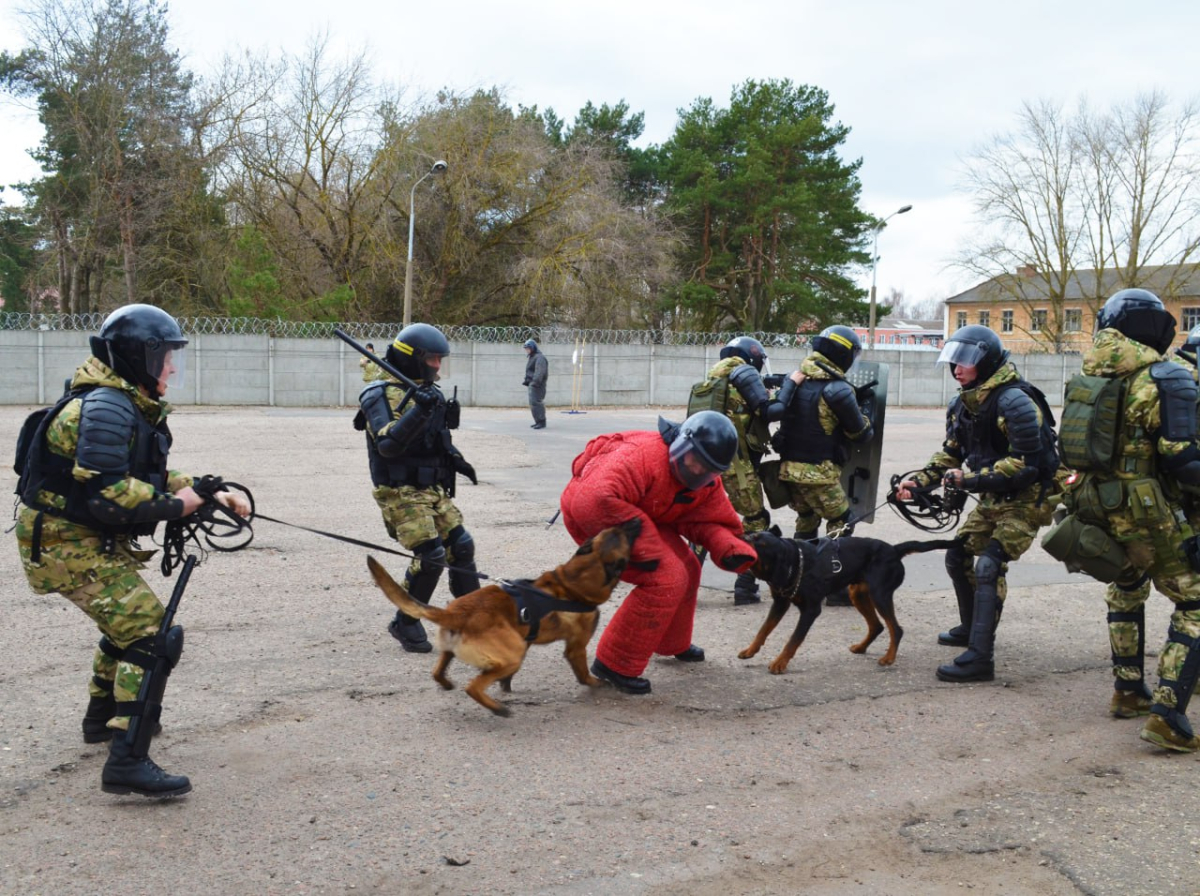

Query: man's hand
[215,490,252,519]
[413,385,439,408]
[522,378,531,386]
[174,486,205,516]
[942,469,964,490]
[894,478,919,501]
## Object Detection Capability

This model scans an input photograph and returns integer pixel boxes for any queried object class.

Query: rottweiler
[367,517,642,716]
[737,528,958,674]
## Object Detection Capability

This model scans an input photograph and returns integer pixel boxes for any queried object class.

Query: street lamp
[403,159,448,326]
[867,203,913,350]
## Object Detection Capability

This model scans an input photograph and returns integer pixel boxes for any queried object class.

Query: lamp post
[403,159,448,327]
[867,203,913,350]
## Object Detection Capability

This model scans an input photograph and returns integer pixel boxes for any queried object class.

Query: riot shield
[839,360,889,525]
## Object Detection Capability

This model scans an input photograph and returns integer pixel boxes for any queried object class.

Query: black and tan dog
[737,529,958,673]
[367,517,642,716]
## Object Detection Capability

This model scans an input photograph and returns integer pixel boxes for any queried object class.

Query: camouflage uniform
[776,353,872,538]
[706,356,772,536]
[360,359,385,382]
[14,356,194,733]
[1062,330,1200,725]
[910,362,1056,605]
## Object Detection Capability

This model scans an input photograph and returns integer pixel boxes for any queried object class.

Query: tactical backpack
[13,387,87,498]
[1058,374,1126,473]
[687,373,730,418]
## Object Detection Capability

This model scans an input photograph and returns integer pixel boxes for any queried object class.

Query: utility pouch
[758,459,790,509]
[1041,513,1133,583]
[1126,478,1171,526]
[1097,479,1126,514]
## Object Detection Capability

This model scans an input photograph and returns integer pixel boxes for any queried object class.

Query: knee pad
[974,542,1008,588]
[445,525,475,566]
[97,635,125,661]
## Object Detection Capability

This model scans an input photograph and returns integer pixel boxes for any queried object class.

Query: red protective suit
[560,429,757,677]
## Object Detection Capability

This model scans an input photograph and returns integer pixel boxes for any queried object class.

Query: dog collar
[780,543,804,600]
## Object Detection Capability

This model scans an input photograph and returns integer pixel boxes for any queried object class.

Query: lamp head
[431,160,448,174]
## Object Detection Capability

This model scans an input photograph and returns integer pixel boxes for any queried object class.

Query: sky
[1,0,1198,312]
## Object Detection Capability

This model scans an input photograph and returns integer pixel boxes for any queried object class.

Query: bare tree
[957,92,1200,349]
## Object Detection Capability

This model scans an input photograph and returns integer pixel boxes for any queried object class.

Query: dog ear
[574,538,596,556]
[769,524,782,537]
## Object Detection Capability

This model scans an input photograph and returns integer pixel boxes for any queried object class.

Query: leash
[886,471,970,533]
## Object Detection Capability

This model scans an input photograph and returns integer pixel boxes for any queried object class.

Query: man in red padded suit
[560,411,758,694]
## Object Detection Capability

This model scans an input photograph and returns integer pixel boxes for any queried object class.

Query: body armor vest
[954,381,1059,480]
[362,382,455,490]
[777,378,849,465]
[21,386,170,537]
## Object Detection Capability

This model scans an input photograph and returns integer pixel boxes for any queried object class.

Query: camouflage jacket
[15,357,193,593]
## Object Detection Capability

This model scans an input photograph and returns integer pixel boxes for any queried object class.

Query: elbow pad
[1153,362,1200,442]
[1164,445,1200,485]
[379,404,432,456]
[824,380,870,438]
[729,364,769,412]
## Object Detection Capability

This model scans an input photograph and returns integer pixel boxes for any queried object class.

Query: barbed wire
[0,311,805,347]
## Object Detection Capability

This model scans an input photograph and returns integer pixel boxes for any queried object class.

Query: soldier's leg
[939,540,975,646]
[82,636,123,743]
[787,483,821,541]
[937,539,1007,683]
[1105,577,1153,718]
[64,571,190,797]
[811,483,854,605]
[1141,580,1200,752]
[445,525,480,597]
[726,473,768,605]
[376,486,444,652]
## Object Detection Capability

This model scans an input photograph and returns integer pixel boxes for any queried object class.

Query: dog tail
[367,556,437,620]
[893,538,961,557]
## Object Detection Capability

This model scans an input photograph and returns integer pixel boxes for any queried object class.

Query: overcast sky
[1,0,1198,309]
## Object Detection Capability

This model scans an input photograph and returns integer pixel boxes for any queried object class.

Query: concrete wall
[0,331,1085,408]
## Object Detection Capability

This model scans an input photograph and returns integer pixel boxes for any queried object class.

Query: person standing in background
[523,338,549,429]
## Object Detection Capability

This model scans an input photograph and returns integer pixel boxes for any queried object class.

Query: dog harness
[500,580,599,642]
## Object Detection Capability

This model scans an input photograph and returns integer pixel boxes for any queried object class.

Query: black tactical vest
[362,382,455,490]
[777,379,850,465]
[21,386,171,537]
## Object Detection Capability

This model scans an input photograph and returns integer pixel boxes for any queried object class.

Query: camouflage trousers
[372,483,467,579]
[14,507,163,732]
[1102,540,1200,706]
[778,460,850,537]
[951,496,1054,605]
[720,464,770,535]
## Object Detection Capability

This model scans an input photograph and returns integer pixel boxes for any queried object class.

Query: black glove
[452,453,478,485]
[718,553,755,572]
[412,385,439,409]
[854,379,878,405]
[762,373,786,390]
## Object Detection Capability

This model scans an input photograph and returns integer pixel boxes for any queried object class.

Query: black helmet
[386,323,450,383]
[664,410,738,490]
[936,324,1009,384]
[719,336,768,372]
[1096,288,1176,353]
[90,304,188,393]
[810,325,861,372]
[1177,323,1200,365]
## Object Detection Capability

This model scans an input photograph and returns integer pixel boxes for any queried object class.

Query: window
[1065,309,1083,332]
[956,311,967,329]
[1183,307,1200,330]
[979,310,990,327]
[1031,309,1048,332]
[1001,310,1014,333]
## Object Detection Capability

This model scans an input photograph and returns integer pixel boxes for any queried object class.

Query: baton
[334,329,422,392]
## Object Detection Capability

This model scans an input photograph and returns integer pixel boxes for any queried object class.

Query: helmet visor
[147,344,187,392]
[668,436,724,490]
[936,340,986,370]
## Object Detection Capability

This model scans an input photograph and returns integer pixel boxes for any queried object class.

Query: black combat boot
[936,583,998,683]
[82,688,115,744]
[388,613,432,653]
[101,734,191,798]
[388,560,440,653]
[591,659,652,695]
[938,543,974,646]
[733,571,761,606]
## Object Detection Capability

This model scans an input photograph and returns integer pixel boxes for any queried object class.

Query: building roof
[946,263,1200,305]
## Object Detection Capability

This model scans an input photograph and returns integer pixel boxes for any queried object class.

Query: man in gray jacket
[523,339,549,429]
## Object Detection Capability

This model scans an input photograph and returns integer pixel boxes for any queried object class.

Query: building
[850,317,943,351]
[944,264,1200,352]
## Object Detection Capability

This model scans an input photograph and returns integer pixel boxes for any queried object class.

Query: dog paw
[491,705,512,718]
[849,643,868,654]
[877,656,896,666]
[737,648,757,660]
[583,675,601,687]
[768,661,788,675]
[434,678,455,691]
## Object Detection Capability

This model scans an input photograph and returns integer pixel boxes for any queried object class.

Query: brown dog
[737,529,958,674]
[367,517,642,715]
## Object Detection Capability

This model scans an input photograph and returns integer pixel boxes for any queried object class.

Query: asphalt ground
[0,404,1197,896]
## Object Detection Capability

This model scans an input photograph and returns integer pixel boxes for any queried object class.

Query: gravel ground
[1,403,1198,896]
